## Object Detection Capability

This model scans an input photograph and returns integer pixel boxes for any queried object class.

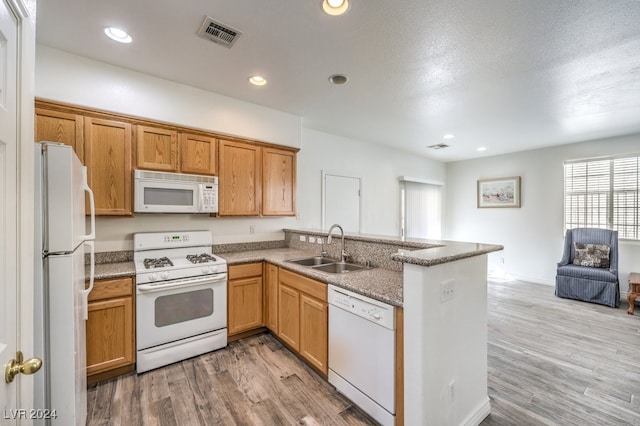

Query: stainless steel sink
[312,262,366,273]
[286,256,370,273]
[287,256,334,266]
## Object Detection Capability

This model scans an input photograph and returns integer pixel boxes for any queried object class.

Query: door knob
[5,351,43,383]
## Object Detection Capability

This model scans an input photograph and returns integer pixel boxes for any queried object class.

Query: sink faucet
[327,224,346,263]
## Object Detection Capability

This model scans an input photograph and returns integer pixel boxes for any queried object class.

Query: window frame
[564,153,640,240]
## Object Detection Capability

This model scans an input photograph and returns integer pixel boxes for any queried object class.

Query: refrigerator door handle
[82,166,96,241]
[81,240,95,321]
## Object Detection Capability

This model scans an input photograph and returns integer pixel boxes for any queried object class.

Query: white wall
[36,45,302,148]
[445,133,640,290]
[36,46,444,251]
[296,128,446,236]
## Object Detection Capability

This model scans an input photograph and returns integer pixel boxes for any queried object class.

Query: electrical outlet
[449,380,456,401]
[317,237,323,244]
[249,225,255,235]
[299,235,306,242]
[500,257,505,264]
[309,236,316,243]
[440,279,456,303]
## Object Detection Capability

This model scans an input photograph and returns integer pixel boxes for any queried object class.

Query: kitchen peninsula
[87,229,502,425]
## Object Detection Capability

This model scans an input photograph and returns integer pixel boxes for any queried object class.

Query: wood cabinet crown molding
[35,99,299,153]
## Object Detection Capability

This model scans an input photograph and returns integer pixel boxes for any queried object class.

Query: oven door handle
[137,273,227,293]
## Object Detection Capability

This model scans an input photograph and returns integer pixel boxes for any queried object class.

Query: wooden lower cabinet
[86,277,135,383]
[264,263,279,333]
[228,263,264,336]
[277,284,300,351]
[299,293,328,373]
[277,268,328,375]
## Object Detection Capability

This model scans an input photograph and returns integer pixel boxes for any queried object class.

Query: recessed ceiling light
[328,74,348,85]
[477,147,487,152]
[443,133,455,140]
[249,75,267,86]
[322,0,350,16]
[104,27,132,44]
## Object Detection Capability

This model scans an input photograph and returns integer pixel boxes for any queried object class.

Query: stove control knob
[161,272,170,280]
[149,273,158,281]
[202,267,212,274]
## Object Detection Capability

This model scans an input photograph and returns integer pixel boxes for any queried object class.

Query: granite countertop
[391,242,504,267]
[219,248,404,307]
[86,262,136,281]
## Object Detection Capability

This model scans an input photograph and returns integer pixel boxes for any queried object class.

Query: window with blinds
[564,154,639,240]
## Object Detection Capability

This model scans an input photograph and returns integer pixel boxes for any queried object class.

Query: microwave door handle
[199,185,205,210]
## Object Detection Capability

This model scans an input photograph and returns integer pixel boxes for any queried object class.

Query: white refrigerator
[34,142,95,426]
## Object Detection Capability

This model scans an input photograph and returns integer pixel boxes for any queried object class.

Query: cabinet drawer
[229,262,263,280]
[87,277,134,302]
[279,269,327,302]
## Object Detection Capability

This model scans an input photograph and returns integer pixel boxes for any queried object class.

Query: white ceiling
[36,0,640,162]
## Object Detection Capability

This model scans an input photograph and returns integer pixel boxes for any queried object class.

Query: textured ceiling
[36,0,640,161]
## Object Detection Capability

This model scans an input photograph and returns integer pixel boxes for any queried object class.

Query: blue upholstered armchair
[555,228,619,307]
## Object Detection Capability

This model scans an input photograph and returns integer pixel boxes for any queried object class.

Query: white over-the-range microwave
[134,170,218,213]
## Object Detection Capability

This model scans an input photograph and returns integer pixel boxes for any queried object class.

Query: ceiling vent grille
[427,143,450,150]
[197,16,241,48]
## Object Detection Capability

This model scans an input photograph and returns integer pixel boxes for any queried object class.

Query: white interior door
[322,172,361,233]
[0,0,20,413]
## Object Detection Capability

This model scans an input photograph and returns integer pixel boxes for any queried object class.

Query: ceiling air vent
[427,143,450,150]
[197,16,241,48]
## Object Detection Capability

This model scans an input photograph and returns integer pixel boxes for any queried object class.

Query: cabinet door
[86,296,134,375]
[277,284,300,351]
[84,117,133,216]
[262,147,296,216]
[300,294,328,374]
[136,125,178,171]
[218,140,262,216]
[35,108,84,161]
[265,263,279,333]
[180,133,217,175]
[228,276,264,335]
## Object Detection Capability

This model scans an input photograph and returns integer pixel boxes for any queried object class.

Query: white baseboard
[462,397,491,426]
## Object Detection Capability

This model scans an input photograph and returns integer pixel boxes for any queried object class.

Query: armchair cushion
[573,243,610,268]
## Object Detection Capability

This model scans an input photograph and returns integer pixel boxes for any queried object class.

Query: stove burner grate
[186,253,217,264]
[143,257,173,269]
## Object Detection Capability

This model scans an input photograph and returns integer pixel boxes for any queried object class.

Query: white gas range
[133,230,228,373]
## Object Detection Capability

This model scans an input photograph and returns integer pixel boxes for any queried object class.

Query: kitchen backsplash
[88,232,434,273]
[87,240,287,264]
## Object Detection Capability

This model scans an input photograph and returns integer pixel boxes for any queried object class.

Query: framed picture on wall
[477,176,521,208]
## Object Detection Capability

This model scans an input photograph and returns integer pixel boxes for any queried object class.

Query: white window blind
[400,180,442,240]
[564,154,640,240]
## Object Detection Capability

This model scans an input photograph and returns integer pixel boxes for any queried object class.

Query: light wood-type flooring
[87,279,640,425]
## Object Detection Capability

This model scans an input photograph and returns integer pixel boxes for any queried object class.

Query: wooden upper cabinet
[84,117,133,216]
[35,108,84,161]
[180,132,217,175]
[219,140,262,216]
[136,125,178,172]
[262,147,296,216]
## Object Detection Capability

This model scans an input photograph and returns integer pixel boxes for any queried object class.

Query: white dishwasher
[328,285,396,426]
